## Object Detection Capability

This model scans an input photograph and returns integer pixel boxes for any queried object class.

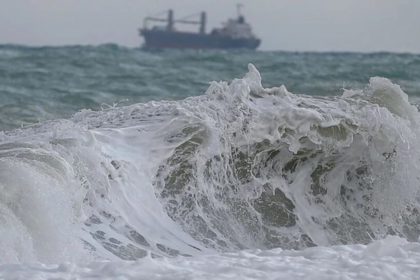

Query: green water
[1,44,419,131]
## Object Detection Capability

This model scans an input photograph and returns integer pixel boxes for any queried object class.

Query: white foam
[1,237,419,280]
[0,65,419,266]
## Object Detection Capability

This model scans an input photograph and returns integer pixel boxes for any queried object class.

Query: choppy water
[1,44,420,131]
[1,45,420,278]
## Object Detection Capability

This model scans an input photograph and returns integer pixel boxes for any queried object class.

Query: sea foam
[0,65,419,265]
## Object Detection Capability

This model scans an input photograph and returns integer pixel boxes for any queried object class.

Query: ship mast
[167,9,174,31]
[236,3,244,17]
[199,12,206,34]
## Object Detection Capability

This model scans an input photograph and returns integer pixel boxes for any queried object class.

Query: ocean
[0,44,420,279]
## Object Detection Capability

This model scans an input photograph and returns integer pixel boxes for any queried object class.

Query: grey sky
[0,0,419,52]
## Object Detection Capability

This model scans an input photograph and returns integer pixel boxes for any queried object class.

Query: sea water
[0,45,420,279]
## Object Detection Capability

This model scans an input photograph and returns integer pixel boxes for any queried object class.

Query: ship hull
[140,29,260,50]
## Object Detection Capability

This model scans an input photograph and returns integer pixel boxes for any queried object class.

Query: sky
[0,0,419,52]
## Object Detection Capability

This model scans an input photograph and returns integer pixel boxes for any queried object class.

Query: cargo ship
[139,8,261,50]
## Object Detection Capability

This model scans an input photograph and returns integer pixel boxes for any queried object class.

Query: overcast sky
[0,0,419,52]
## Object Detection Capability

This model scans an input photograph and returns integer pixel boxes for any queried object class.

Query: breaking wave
[1,64,420,263]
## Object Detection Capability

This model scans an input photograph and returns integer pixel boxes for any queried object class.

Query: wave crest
[1,65,419,263]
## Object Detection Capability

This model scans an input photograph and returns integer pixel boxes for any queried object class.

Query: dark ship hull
[141,29,261,50]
